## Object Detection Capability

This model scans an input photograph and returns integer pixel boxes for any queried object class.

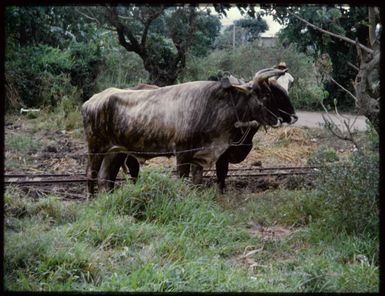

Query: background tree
[260,5,380,133]
[215,17,268,49]
[79,5,221,86]
[5,6,100,48]
[5,6,105,108]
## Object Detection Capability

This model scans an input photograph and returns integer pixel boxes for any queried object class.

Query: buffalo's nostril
[272,117,282,128]
[291,115,298,124]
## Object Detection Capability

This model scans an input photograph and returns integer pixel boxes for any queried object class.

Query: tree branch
[329,76,357,103]
[141,6,165,47]
[104,6,143,55]
[174,6,197,70]
[320,101,361,151]
[347,61,359,72]
[75,7,101,25]
[288,11,373,54]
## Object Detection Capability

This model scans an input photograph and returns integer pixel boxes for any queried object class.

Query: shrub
[95,42,149,91]
[366,120,379,150]
[290,78,328,110]
[182,42,325,110]
[5,44,74,108]
[315,151,379,235]
[39,72,81,110]
[5,41,103,109]
[67,41,104,101]
[307,147,339,165]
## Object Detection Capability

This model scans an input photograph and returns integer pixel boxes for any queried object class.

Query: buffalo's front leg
[176,154,191,178]
[216,154,229,194]
[191,164,203,185]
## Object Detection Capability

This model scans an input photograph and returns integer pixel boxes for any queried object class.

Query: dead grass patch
[248,224,295,241]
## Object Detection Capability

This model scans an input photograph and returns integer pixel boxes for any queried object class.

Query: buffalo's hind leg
[124,155,140,183]
[86,152,104,197]
[98,152,127,192]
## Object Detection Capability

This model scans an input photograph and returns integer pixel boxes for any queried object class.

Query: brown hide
[82,70,297,194]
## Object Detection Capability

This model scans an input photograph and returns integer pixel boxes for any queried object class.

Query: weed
[4,187,78,225]
[315,151,379,235]
[5,133,40,154]
[33,99,83,132]
[235,189,324,227]
[307,147,339,165]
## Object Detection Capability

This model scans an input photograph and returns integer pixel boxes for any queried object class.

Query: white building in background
[256,36,277,48]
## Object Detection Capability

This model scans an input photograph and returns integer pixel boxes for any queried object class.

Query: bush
[67,41,104,101]
[5,44,74,108]
[182,42,325,110]
[40,72,81,110]
[95,35,149,91]
[290,78,328,110]
[5,41,104,110]
[315,151,379,235]
[307,147,339,165]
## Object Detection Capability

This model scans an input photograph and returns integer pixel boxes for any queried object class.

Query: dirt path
[293,111,368,131]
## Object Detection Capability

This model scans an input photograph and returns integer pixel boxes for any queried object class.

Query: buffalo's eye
[251,96,264,106]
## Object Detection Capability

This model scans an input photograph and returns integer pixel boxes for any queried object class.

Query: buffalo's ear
[221,75,245,88]
[220,77,232,89]
[232,84,252,95]
[220,76,252,94]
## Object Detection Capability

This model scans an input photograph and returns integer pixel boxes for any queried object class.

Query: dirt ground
[4,113,365,197]
[293,111,368,131]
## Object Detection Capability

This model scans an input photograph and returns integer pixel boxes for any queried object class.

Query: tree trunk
[146,67,177,87]
[144,60,180,86]
[353,48,380,133]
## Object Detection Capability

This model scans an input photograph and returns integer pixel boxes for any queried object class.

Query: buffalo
[81,68,297,195]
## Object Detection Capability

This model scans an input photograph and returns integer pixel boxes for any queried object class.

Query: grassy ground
[4,111,379,292]
[4,168,379,292]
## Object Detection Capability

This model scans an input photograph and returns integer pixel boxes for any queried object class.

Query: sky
[210,6,283,37]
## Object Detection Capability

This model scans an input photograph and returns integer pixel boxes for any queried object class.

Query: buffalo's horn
[253,68,288,86]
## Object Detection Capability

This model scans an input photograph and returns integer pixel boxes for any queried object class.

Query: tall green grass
[4,167,379,292]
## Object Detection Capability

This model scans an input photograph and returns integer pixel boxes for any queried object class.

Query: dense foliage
[182,42,326,110]
[5,5,221,109]
[5,6,105,109]
[262,5,375,111]
[316,151,379,235]
[5,41,104,109]
[75,5,221,86]
[5,4,379,114]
